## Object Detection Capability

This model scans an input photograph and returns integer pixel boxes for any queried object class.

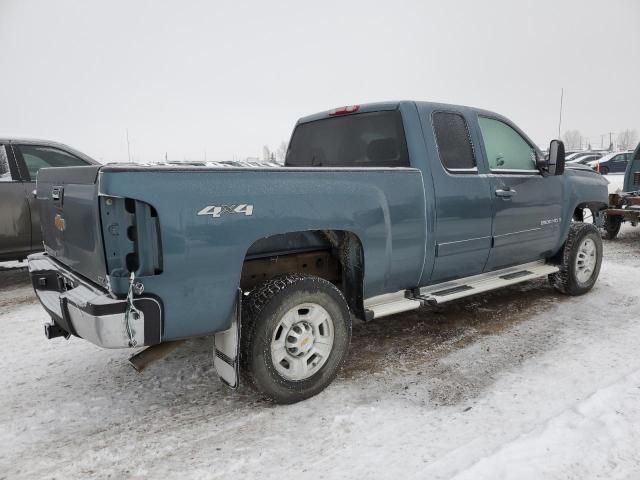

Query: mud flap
[213,289,242,389]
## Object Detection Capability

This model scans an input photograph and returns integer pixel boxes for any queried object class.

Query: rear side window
[17,145,87,180]
[285,110,410,167]
[432,112,476,171]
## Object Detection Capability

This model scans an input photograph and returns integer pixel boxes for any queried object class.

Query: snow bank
[1,229,640,479]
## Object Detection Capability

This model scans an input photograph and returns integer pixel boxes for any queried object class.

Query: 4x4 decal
[197,204,254,218]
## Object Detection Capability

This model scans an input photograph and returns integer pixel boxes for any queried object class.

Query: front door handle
[495,188,517,198]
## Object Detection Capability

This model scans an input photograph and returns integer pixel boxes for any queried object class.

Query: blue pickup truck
[28,101,608,403]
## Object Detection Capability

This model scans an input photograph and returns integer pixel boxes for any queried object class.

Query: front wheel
[549,223,603,295]
[240,274,352,404]
[600,166,610,175]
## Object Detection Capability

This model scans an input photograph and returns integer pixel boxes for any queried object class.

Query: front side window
[0,146,12,181]
[432,112,476,171]
[478,117,537,171]
[285,110,410,168]
[17,145,87,180]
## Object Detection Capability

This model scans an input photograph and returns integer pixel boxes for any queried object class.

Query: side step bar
[363,291,422,320]
[364,260,559,320]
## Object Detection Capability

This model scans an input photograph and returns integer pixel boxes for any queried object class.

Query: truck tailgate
[36,165,108,286]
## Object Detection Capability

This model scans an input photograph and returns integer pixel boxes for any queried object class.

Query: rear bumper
[28,253,162,349]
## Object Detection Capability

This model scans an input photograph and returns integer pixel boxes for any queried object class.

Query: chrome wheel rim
[575,238,597,284]
[271,303,334,381]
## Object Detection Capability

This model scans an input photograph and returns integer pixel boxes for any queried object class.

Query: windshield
[595,153,616,162]
[285,110,410,168]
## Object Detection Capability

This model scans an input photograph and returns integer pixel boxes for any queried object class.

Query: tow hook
[44,322,70,340]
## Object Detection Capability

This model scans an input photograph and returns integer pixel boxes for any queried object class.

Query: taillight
[101,196,163,278]
[329,105,360,116]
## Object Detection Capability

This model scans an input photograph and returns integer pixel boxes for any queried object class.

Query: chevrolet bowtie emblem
[54,214,66,232]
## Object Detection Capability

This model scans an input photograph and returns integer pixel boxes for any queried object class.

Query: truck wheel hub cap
[271,303,335,381]
[575,238,597,284]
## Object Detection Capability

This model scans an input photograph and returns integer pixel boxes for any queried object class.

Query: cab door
[477,116,563,271]
[419,108,493,283]
[0,144,32,259]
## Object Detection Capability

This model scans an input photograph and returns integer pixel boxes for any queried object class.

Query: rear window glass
[285,110,410,168]
[432,112,476,170]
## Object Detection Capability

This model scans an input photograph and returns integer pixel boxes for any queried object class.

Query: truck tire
[549,223,603,296]
[240,274,352,404]
[600,213,621,240]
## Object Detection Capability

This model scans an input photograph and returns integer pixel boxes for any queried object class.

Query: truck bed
[36,163,427,340]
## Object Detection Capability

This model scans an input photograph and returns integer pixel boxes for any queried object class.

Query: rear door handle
[495,188,516,198]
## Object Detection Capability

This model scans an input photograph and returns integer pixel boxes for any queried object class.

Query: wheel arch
[241,229,366,319]
[573,200,608,216]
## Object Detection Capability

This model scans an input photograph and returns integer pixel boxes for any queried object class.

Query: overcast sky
[1,0,638,162]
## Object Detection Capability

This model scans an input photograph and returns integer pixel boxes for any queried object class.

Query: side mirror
[547,139,565,176]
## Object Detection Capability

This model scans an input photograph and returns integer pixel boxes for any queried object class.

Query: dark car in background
[0,139,98,261]
[566,153,603,165]
[587,151,634,174]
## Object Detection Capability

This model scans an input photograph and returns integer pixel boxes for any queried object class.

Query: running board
[363,291,422,320]
[363,260,559,319]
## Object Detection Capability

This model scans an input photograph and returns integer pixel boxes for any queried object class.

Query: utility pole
[126,129,132,163]
[557,88,564,138]
[608,132,615,151]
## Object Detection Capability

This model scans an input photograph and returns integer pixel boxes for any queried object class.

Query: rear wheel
[549,223,603,295]
[600,213,622,240]
[240,274,352,404]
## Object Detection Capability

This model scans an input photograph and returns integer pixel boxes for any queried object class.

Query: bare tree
[262,145,272,161]
[275,141,288,162]
[563,130,582,150]
[617,129,638,150]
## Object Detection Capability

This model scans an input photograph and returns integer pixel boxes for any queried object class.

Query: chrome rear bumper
[28,253,162,349]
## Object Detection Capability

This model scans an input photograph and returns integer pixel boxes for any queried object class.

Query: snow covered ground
[1,227,640,479]
[604,173,625,193]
